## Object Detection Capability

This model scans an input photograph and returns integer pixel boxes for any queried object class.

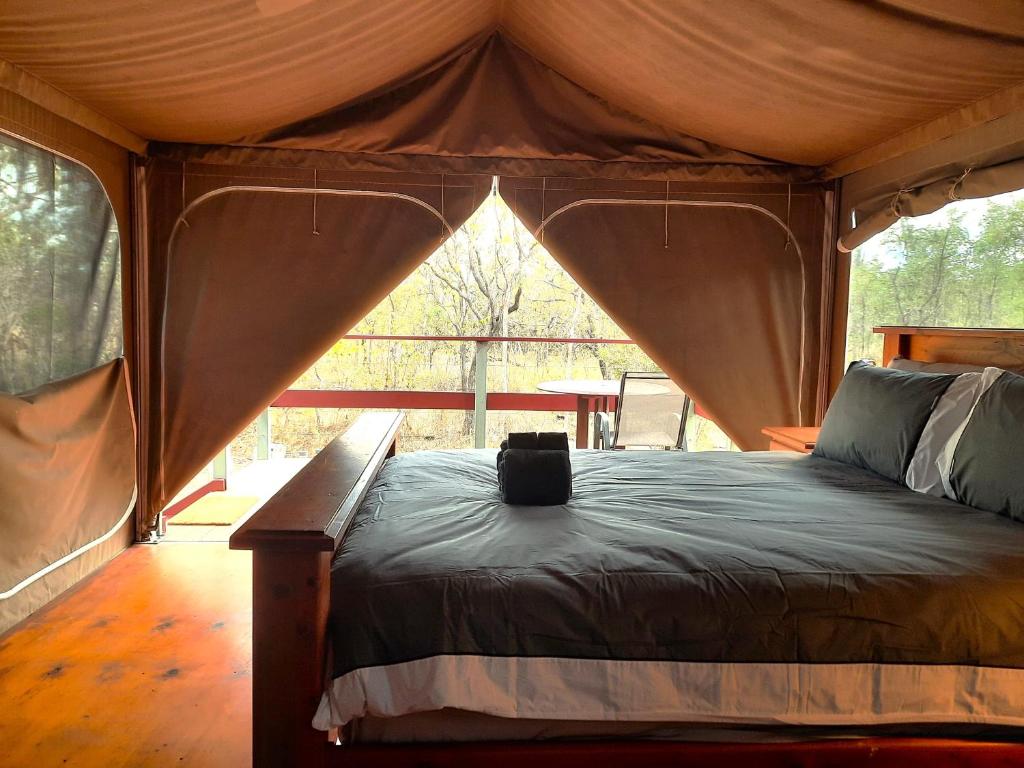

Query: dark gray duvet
[329,449,1024,678]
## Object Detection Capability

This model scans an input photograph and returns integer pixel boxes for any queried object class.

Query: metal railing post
[256,408,271,460]
[474,340,489,448]
[212,445,230,482]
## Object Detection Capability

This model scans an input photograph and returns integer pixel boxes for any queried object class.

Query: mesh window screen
[0,131,121,394]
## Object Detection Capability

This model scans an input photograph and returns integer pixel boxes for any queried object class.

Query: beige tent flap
[500,176,830,449]
[140,159,491,530]
[0,359,135,633]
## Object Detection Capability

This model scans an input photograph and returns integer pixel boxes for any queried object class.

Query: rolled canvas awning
[838,107,1024,251]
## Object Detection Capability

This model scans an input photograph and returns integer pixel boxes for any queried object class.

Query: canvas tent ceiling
[1,0,1022,171]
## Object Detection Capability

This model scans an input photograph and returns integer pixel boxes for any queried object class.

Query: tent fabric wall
[0,358,135,633]
[499,177,831,450]
[139,158,491,531]
[0,90,136,631]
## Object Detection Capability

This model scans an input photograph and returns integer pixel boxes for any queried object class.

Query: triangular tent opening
[163,192,737,535]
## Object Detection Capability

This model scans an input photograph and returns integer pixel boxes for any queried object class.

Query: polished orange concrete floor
[0,543,252,767]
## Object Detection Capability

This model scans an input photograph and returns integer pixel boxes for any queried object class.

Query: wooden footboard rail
[230,411,403,768]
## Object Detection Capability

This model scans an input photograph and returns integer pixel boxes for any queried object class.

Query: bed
[230,326,1024,767]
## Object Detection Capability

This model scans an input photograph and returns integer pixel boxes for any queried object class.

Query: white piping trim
[534,198,807,425]
[0,485,137,600]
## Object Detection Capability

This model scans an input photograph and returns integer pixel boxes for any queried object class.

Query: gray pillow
[888,357,986,375]
[950,371,1024,521]
[889,356,1023,376]
[813,361,956,483]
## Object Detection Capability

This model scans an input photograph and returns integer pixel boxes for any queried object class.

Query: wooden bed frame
[230,326,1024,767]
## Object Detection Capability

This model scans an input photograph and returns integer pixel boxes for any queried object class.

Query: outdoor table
[536,379,621,448]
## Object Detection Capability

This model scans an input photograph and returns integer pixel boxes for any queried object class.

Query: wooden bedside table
[761,426,821,454]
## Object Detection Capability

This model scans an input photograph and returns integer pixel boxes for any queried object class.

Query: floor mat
[168,494,260,525]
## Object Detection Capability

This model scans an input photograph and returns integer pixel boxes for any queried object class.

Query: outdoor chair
[594,372,691,450]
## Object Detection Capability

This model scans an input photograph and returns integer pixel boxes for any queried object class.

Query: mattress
[315,449,1024,733]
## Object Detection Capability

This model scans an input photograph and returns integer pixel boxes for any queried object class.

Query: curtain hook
[180,161,190,228]
[439,173,446,243]
[948,167,973,202]
[540,177,547,245]
[664,180,670,249]
[784,183,792,252]
[312,169,320,236]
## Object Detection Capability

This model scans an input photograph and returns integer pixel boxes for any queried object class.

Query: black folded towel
[496,431,572,497]
[507,432,540,449]
[499,448,572,505]
[537,432,569,452]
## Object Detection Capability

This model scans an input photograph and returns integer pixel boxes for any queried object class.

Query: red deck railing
[338,334,635,344]
[272,390,586,412]
[265,334,635,450]
[268,334,706,434]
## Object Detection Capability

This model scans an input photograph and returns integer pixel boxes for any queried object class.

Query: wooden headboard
[874,326,1024,369]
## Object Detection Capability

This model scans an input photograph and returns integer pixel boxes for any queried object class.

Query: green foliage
[846,198,1024,364]
[0,134,121,393]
